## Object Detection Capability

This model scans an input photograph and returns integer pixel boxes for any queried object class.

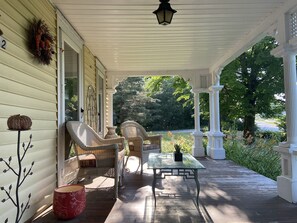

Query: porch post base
[208,132,225,159]
[192,131,205,157]
[276,176,297,203]
[274,143,297,203]
[209,148,225,160]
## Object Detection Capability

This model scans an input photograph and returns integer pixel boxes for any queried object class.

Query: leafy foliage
[145,77,194,131]
[225,132,281,180]
[144,37,285,139]
[113,77,156,128]
[145,76,211,129]
[114,77,194,131]
[220,36,284,138]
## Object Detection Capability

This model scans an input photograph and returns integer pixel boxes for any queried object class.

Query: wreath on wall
[28,19,54,65]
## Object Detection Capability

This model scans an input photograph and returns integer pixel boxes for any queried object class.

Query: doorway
[57,22,83,185]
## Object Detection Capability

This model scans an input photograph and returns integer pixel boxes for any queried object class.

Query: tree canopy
[143,36,284,138]
[113,77,194,131]
[145,77,194,130]
[113,77,155,127]
[113,37,284,138]
[220,36,284,138]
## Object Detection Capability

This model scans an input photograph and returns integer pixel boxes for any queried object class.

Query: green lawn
[151,131,194,153]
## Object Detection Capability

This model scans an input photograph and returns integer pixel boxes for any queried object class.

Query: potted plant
[174,144,183,162]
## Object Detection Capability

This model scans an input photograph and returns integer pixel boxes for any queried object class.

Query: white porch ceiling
[52,0,294,73]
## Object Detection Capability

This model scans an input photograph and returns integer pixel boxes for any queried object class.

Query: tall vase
[104,126,118,139]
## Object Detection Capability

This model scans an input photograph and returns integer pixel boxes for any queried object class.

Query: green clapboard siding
[0,0,57,222]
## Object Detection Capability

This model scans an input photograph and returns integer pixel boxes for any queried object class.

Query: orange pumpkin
[7,114,32,130]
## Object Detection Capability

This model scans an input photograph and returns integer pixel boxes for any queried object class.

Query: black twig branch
[1,185,17,207]
[0,130,34,223]
[21,134,33,162]
[18,193,31,223]
[19,162,34,187]
[0,157,18,175]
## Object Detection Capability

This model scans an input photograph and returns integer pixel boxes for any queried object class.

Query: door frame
[96,58,106,137]
[57,10,84,186]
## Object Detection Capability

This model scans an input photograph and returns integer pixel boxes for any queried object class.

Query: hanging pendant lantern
[153,0,177,25]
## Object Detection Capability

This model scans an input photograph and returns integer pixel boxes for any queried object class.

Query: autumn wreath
[28,19,54,65]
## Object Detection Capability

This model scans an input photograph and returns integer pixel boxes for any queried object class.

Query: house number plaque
[0,36,7,49]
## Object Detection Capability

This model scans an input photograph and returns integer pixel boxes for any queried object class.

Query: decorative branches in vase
[0,115,34,223]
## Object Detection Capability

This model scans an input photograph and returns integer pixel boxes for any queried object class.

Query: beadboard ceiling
[52,0,293,73]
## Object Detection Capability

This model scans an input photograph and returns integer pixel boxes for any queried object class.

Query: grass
[153,130,281,180]
[152,131,194,153]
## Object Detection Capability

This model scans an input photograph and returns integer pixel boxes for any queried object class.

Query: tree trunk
[243,114,256,143]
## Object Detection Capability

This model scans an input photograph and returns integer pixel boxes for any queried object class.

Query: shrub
[225,137,281,180]
[255,130,285,141]
[155,130,281,181]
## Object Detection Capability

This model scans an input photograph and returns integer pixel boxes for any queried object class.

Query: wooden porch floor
[33,156,297,223]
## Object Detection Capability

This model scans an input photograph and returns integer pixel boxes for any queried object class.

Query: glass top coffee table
[147,153,205,206]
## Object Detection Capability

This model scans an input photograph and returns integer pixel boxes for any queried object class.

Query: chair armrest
[101,137,125,150]
[146,135,162,152]
[147,135,162,144]
[127,136,143,144]
[84,143,118,151]
[92,131,124,145]
[147,135,162,141]
[102,137,125,145]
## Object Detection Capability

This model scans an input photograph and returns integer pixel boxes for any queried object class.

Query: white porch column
[206,90,214,156]
[208,85,225,159]
[106,88,116,127]
[282,51,297,144]
[270,9,297,203]
[192,89,205,157]
[272,47,297,203]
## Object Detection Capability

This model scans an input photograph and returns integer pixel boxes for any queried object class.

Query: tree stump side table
[53,185,86,220]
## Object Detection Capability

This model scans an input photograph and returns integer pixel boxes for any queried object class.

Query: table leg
[152,169,157,206]
[194,169,200,206]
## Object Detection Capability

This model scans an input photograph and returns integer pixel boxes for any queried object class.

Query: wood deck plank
[33,156,297,223]
[198,158,297,223]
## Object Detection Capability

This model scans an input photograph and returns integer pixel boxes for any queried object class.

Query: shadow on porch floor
[33,156,297,223]
[33,156,210,223]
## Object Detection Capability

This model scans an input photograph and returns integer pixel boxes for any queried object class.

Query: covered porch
[2,0,297,222]
[33,157,297,223]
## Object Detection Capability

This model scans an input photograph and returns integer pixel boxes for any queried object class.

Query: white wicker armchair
[66,121,125,198]
[120,121,162,174]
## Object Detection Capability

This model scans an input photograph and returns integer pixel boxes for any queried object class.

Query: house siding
[0,0,57,222]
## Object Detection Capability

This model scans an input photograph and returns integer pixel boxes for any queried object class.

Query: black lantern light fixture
[153,0,177,25]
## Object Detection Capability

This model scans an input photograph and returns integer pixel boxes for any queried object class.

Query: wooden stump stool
[53,185,86,220]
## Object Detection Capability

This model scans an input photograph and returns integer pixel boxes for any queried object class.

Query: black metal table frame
[152,167,200,206]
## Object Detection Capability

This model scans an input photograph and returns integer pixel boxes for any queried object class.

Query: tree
[145,77,194,131]
[220,36,284,139]
[145,37,285,140]
[113,76,194,131]
[113,77,155,127]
